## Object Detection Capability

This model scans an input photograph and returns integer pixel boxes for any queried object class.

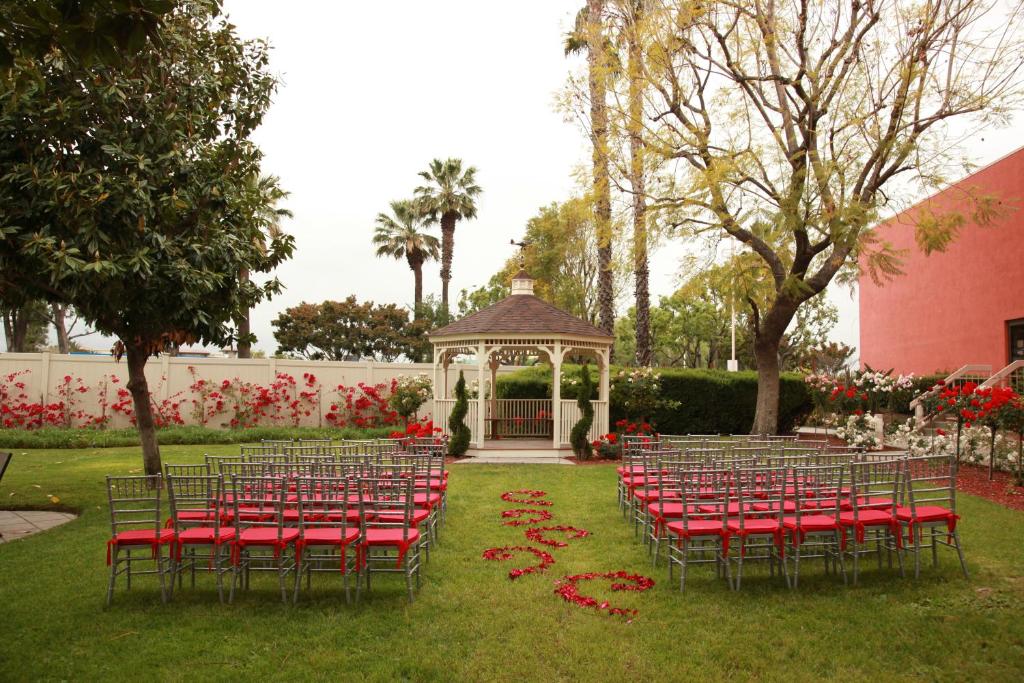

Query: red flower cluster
[388,417,443,441]
[524,526,590,548]
[325,381,401,428]
[481,546,555,579]
[553,571,655,617]
[931,382,1019,429]
[500,489,552,506]
[500,509,554,526]
[614,419,653,435]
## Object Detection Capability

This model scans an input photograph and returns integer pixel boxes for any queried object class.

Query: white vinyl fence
[0,352,517,430]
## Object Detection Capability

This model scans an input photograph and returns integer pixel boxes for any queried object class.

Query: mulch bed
[956,463,1024,512]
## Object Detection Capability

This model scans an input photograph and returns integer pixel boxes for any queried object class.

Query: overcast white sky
[9,1,1019,356]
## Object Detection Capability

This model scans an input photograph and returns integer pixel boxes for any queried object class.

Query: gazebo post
[552,343,562,448]
[599,350,610,440]
[476,342,487,449]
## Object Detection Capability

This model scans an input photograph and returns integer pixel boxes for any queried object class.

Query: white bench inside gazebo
[429,270,612,451]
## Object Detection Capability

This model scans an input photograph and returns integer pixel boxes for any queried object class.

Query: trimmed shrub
[569,364,594,459]
[496,365,812,434]
[448,371,471,456]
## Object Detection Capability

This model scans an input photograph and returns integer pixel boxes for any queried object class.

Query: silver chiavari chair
[104,475,173,606]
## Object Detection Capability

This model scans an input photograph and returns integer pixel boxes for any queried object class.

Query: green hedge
[0,425,395,450]
[496,365,812,434]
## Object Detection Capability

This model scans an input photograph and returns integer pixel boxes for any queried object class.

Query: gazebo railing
[559,399,608,445]
[433,399,479,445]
[488,399,552,438]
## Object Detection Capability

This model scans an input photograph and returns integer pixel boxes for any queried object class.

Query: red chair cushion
[726,518,780,533]
[364,528,420,546]
[375,509,430,526]
[413,492,441,507]
[855,497,895,510]
[895,505,955,523]
[322,510,366,524]
[111,529,175,546]
[782,514,839,532]
[666,520,727,536]
[300,527,360,546]
[177,527,236,543]
[839,510,894,526]
[751,500,798,513]
[237,527,300,545]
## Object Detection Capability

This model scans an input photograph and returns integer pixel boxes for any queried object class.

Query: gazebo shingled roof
[429,294,611,338]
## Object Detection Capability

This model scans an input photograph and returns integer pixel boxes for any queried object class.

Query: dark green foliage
[448,371,471,456]
[0,425,393,450]
[569,364,594,459]
[497,365,813,434]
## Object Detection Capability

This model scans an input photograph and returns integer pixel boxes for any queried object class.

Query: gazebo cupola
[428,270,613,450]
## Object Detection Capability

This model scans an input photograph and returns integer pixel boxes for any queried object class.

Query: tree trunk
[439,213,456,313]
[588,0,614,338]
[52,303,70,353]
[237,267,251,359]
[628,0,651,366]
[751,300,799,435]
[408,253,424,317]
[2,310,13,351]
[9,308,28,352]
[125,343,162,477]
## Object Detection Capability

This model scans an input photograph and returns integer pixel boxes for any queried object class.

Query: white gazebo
[429,270,613,450]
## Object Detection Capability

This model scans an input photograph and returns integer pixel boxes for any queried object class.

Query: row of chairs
[617,435,968,591]
[104,440,448,606]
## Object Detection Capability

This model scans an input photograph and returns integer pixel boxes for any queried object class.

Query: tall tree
[372,199,440,316]
[1,300,48,352]
[0,2,293,475]
[637,0,1024,433]
[414,158,481,314]
[567,1,616,337]
[623,0,651,365]
[237,174,292,359]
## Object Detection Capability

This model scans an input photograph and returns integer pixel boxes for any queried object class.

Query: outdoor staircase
[909,361,1024,435]
[457,439,575,465]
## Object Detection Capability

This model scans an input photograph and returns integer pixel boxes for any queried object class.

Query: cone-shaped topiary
[448,371,472,456]
[570,364,594,459]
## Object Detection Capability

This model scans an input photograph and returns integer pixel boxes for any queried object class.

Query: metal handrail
[910,364,992,418]
[979,360,1024,389]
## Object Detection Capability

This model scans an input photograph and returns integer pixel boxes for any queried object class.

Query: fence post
[160,354,171,399]
[38,352,51,404]
[364,361,375,386]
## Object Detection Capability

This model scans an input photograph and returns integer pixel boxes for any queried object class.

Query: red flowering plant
[553,571,655,618]
[111,375,185,428]
[325,381,401,429]
[387,417,443,445]
[591,431,620,460]
[481,546,555,580]
[972,386,1019,480]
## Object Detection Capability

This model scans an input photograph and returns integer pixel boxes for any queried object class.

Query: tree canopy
[0,1,292,473]
[272,297,430,363]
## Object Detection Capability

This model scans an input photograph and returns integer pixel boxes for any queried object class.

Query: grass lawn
[2,445,1023,682]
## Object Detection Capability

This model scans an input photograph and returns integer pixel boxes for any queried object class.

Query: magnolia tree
[0,2,293,475]
[614,0,1024,433]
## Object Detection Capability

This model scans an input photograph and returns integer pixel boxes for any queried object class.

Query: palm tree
[624,0,651,365]
[414,158,482,313]
[238,174,292,359]
[566,1,615,338]
[373,199,441,316]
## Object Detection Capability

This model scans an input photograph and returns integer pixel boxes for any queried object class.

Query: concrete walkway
[0,510,76,543]
[456,445,575,465]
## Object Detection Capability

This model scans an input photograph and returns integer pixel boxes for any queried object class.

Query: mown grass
[1,446,1023,682]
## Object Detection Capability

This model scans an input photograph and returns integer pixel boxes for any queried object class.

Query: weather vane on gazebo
[510,238,530,267]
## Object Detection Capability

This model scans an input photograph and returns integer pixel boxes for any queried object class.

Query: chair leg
[953,530,969,578]
[277,551,288,604]
[106,548,118,607]
[835,533,848,585]
[913,526,922,579]
[735,540,744,591]
[157,546,168,604]
[404,549,414,603]
[679,538,688,592]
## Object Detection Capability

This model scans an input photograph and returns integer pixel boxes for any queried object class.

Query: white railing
[434,398,479,445]
[911,364,992,419]
[486,399,553,438]
[980,360,1024,394]
[559,399,608,445]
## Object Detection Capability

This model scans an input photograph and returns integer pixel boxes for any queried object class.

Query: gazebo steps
[457,448,574,465]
